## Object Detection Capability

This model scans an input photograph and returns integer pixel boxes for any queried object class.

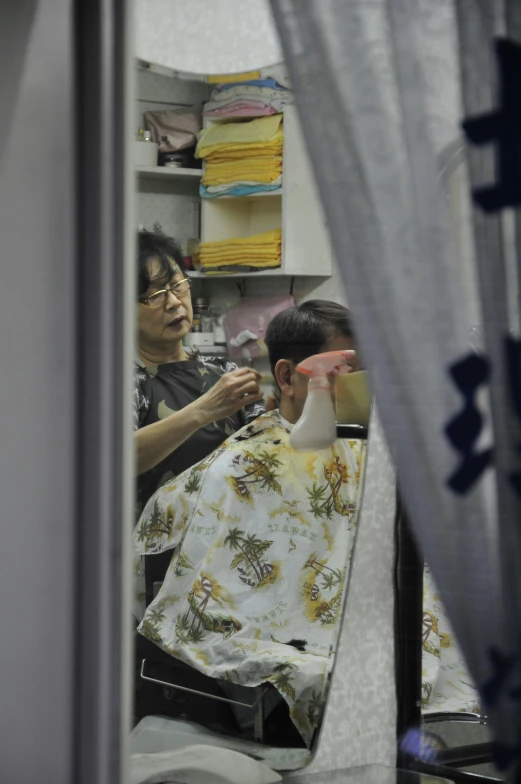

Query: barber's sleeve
[133,369,150,430]
[243,399,266,424]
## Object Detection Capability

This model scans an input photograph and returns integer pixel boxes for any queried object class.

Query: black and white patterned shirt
[134,352,264,516]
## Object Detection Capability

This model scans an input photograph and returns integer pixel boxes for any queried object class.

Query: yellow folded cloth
[196,115,283,158]
[202,264,281,274]
[201,250,280,261]
[200,229,281,251]
[202,258,282,272]
[202,158,282,186]
[207,70,261,84]
[200,229,282,273]
[206,144,283,161]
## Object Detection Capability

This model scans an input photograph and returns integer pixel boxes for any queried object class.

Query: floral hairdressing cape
[133,411,365,745]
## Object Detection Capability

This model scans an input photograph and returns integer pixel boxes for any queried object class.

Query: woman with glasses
[134,231,265,519]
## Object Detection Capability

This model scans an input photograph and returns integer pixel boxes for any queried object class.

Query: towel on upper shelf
[200,176,282,199]
[204,81,292,118]
[196,115,283,158]
[201,157,282,186]
[203,176,282,194]
[205,102,278,119]
[217,77,286,91]
[199,229,281,274]
[200,182,282,199]
[196,115,284,199]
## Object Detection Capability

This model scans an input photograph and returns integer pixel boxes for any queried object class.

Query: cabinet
[199,105,332,278]
[135,63,332,280]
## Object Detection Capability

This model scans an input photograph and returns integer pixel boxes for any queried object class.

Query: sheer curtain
[271,0,521,775]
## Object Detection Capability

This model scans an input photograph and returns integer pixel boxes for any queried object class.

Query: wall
[0,1,76,781]
[135,0,282,75]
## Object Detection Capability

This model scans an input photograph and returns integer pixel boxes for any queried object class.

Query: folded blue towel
[200,182,282,199]
[215,78,287,92]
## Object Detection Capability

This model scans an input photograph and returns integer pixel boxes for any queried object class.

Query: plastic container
[192,296,209,334]
[135,128,159,166]
[290,350,368,451]
[290,360,337,452]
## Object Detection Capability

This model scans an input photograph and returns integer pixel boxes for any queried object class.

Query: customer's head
[137,231,193,355]
[265,300,355,423]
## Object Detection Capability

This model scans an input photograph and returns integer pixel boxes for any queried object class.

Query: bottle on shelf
[192,297,209,334]
[135,128,158,167]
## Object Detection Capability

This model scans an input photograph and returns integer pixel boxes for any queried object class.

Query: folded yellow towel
[207,70,261,84]
[196,115,283,158]
[201,250,280,261]
[200,229,282,273]
[202,158,282,186]
[206,144,283,162]
[202,260,281,268]
[201,258,281,272]
[200,229,281,251]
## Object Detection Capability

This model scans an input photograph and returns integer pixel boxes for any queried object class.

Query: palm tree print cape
[133,411,365,745]
[421,565,481,714]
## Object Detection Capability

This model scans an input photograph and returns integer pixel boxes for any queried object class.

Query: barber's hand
[334,350,359,375]
[196,367,263,424]
[265,393,278,412]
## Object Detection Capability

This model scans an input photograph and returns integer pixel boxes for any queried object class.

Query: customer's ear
[275,359,295,398]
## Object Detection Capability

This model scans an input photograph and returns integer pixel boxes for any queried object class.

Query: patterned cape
[133,411,365,745]
[422,564,480,713]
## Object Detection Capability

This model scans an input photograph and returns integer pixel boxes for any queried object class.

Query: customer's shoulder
[228,411,290,447]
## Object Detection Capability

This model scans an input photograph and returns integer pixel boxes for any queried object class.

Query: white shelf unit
[189,268,286,279]
[136,166,202,182]
[200,105,332,278]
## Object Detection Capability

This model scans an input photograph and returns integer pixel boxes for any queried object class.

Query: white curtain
[270,0,521,776]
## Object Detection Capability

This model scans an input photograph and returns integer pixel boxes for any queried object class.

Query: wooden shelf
[136,166,202,181]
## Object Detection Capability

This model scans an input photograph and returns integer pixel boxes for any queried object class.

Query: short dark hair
[137,231,185,298]
[265,299,354,379]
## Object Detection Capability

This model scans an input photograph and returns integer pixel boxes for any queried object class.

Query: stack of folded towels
[195,114,283,199]
[199,229,282,275]
[203,77,292,119]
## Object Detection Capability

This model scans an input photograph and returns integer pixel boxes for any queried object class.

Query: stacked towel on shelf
[196,115,283,199]
[199,229,282,275]
[203,78,292,118]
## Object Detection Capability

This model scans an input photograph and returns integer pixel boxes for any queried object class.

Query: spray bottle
[289,351,352,452]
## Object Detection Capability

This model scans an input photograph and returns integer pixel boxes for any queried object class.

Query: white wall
[0,1,76,781]
[135,0,282,75]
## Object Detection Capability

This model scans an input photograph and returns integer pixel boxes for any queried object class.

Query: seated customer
[133,300,366,747]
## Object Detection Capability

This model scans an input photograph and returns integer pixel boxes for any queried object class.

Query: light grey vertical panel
[0,1,75,782]
[73,0,132,782]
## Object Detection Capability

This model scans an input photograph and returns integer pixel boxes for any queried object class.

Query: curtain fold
[270,0,521,773]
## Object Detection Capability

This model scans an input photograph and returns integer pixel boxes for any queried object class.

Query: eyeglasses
[139,277,193,307]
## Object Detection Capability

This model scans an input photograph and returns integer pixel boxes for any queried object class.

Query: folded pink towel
[204,101,277,118]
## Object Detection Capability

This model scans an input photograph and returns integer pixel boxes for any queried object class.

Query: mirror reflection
[130,59,371,773]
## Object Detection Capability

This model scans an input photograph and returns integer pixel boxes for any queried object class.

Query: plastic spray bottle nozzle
[308,361,329,390]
